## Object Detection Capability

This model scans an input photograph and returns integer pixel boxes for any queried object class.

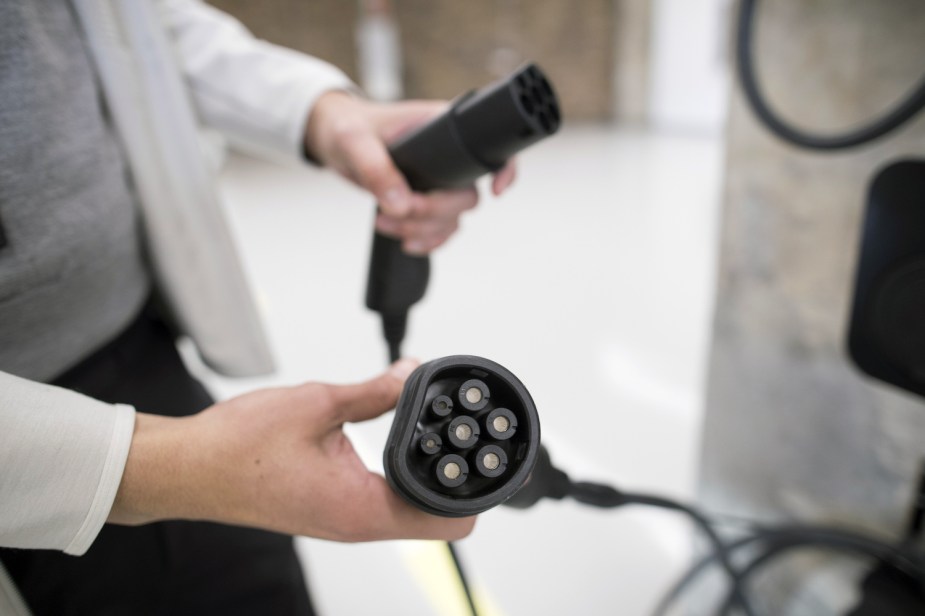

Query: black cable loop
[737,0,925,150]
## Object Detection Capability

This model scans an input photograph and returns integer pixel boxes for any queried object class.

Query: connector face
[385,355,541,517]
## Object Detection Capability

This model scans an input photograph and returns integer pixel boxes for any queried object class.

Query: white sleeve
[0,372,135,556]
[157,0,356,163]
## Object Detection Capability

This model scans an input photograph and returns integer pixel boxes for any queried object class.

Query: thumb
[328,359,419,425]
[342,131,413,217]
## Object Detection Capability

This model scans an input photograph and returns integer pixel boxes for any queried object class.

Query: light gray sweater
[0,0,352,581]
[0,0,150,382]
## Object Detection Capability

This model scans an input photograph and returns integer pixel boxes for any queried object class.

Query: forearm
[158,0,354,162]
[107,369,476,543]
[108,413,203,525]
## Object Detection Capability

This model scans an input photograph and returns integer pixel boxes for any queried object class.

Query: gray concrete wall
[700,0,925,565]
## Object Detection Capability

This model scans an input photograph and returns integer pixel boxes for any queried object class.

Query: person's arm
[0,372,135,555]
[157,0,353,164]
[158,0,516,255]
[108,358,474,541]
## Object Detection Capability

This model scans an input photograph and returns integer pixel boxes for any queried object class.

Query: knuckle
[412,197,436,218]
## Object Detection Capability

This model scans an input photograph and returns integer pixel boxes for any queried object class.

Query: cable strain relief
[547,466,573,501]
[568,481,628,508]
[382,312,408,362]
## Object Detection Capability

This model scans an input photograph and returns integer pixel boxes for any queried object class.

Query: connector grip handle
[365,63,561,359]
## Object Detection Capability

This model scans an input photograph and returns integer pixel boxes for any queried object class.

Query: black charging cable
[447,542,480,616]
[737,0,925,150]
[569,483,755,616]
[652,525,925,616]
[506,446,925,616]
[504,448,756,616]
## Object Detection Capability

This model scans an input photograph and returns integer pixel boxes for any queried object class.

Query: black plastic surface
[385,355,541,517]
[848,160,925,398]
[365,63,560,360]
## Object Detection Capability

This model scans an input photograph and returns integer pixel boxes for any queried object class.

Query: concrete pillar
[700,0,925,606]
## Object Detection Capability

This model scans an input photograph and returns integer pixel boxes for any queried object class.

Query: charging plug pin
[435,453,469,488]
[455,424,473,441]
[492,416,510,433]
[459,379,490,411]
[474,445,508,478]
[419,432,443,455]
[444,463,462,480]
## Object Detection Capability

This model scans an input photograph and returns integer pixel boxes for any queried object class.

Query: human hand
[304,91,517,255]
[109,359,475,542]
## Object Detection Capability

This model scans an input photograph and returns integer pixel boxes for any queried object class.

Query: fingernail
[389,358,418,379]
[383,187,410,216]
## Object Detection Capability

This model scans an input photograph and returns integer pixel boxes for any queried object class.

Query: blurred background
[186,1,925,614]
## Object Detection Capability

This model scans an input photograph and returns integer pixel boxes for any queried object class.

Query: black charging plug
[384,355,541,517]
[366,63,561,362]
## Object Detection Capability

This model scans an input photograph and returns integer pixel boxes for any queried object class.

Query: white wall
[648,0,732,135]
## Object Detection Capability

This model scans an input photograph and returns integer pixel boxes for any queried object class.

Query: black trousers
[0,307,315,615]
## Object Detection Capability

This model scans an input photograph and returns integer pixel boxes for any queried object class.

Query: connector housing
[385,355,541,517]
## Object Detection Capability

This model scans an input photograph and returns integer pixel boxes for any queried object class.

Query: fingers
[491,159,518,195]
[325,358,419,425]
[356,474,477,542]
[338,99,450,216]
[338,130,414,217]
[375,187,479,255]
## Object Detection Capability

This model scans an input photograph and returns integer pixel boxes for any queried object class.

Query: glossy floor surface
[195,124,724,615]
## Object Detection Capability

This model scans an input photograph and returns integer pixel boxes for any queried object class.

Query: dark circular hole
[431,395,454,418]
[458,379,490,411]
[474,445,508,478]
[436,454,469,488]
[539,77,553,98]
[419,432,443,455]
[485,408,518,441]
[519,94,535,115]
[447,416,480,449]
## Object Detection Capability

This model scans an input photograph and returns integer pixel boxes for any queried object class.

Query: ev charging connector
[384,355,541,517]
[365,63,561,362]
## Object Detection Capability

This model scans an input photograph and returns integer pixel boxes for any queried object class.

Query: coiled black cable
[737,0,925,150]
[715,527,925,615]
[651,523,925,616]
[570,482,757,616]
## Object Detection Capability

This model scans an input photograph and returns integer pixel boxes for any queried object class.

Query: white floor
[194,124,725,616]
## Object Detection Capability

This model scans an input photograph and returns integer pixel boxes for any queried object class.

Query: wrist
[304,89,363,165]
[108,412,206,525]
